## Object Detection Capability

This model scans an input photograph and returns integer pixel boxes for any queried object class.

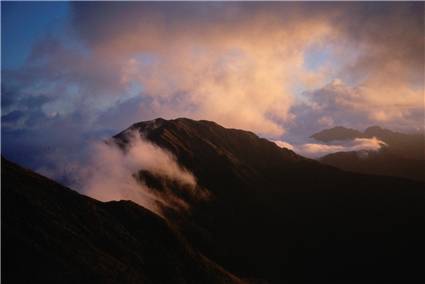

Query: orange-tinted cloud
[68,2,423,136]
[2,2,422,190]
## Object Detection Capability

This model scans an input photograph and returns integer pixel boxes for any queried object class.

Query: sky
[1,2,424,183]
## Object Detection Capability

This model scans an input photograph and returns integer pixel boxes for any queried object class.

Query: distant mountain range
[311,126,424,181]
[312,125,424,158]
[311,126,364,142]
[3,118,425,283]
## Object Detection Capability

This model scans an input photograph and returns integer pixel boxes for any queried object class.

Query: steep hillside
[2,157,243,284]
[114,118,425,284]
[320,149,425,181]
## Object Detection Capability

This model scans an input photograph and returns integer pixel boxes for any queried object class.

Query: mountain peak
[364,125,393,136]
[364,125,383,131]
[311,126,363,142]
[114,117,305,196]
[128,117,224,134]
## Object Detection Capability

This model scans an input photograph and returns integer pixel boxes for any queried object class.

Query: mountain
[320,149,425,181]
[3,118,424,283]
[312,125,424,159]
[310,126,364,142]
[363,126,424,159]
[113,118,425,283]
[2,157,243,284]
[311,125,424,181]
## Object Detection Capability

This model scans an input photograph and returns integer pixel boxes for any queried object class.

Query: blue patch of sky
[127,81,144,97]
[2,1,70,69]
[121,52,162,98]
[288,45,334,97]
[133,53,160,66]
[303,45,331,72]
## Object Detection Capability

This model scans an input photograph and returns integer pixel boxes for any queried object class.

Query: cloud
[274,137,386,158]
[4,3,423,138]
[69,2,423,137]
[2,2,423,183]
[69,130,208,216]
[290,2,424,135]
[288,78,424,139]
[69,2,338,136]
[273,140,295,151]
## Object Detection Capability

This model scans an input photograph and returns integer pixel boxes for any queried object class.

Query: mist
[275,137,386,159]
[75,130,207,216]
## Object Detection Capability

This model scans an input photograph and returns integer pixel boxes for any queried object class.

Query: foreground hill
[2,157,243,284]
[311,126,424,181]
[114,118,425,283]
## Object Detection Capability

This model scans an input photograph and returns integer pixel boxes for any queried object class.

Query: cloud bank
[275,137,386,159]
[70,2,424,135]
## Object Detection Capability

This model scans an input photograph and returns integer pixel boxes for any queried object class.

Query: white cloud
[274,137,386,158]
[76,131,208,217]
[273,140,294,150]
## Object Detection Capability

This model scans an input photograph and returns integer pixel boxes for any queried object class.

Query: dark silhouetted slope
[320,149,425,181]
[1,157,243,284]
[114,118,425,284]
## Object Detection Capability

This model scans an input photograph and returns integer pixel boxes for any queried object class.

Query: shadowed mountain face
[1,158,243,284]
[311,126,425,181]
[114,118,425,284]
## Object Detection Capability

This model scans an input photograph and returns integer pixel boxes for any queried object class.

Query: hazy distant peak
[364,125,384,132]
[310,126,363,142]
[363,125,394,136]
[312,125,421,142]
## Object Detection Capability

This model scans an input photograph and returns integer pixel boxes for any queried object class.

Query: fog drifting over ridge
[74,130,207,216]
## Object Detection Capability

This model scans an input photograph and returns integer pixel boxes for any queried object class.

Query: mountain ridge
[310,126,364,141]
[113,117,425,283]
[3,118,425,283]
